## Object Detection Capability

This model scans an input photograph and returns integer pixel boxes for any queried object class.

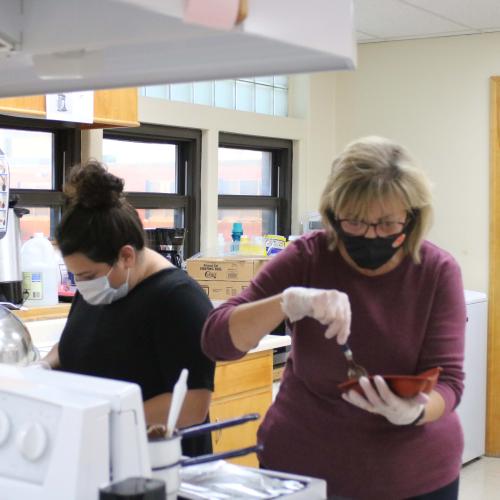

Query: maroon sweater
[201,231,466,499]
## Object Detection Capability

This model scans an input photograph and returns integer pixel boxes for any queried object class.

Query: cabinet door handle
[214,417,222,445]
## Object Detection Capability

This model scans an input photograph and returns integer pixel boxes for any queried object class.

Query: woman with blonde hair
[202,136,465,499]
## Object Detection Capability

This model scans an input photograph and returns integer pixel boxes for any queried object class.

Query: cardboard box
[198,280,249,300]
[187,257,269,282]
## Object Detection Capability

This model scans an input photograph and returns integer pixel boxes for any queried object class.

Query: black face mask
[337,233,402,270]
[326,209,416,270]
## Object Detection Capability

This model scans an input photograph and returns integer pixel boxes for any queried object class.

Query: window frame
[218,133,292,237]
[103,124,202,257]
[0,114,81,237]
[142,75,289,117]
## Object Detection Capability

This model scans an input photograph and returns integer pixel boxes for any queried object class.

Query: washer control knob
[0,410,10,446]
[16,422,48,461]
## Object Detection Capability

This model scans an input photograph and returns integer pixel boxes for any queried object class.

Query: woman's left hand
[342,375,429,426]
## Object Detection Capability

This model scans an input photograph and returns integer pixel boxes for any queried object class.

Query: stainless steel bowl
[0,305,39,365]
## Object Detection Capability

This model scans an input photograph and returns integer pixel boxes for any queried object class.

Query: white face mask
[75,267,130,306]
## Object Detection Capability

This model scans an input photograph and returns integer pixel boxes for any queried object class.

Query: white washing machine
[457,290,488,464]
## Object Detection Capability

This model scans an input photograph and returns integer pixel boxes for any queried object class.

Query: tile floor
[459,457,500,499]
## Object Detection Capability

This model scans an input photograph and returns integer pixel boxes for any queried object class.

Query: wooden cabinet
[0,88,139,128]
[13,303,71,322]
[0,96,45,117]
[209,350,273,467]
[89,88,139,128]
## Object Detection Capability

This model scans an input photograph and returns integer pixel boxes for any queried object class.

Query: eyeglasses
[336,218,409,238]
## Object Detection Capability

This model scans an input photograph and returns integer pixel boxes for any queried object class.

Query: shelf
[0,88,139,128]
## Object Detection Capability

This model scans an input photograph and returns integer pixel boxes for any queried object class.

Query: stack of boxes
[186,257,269,300]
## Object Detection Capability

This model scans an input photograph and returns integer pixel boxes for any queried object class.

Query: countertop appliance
[145,228,185,268]
[0,148,8,230]
[0,364,326,500]
[0,365,150,500]
[0,305,39,365]
[457,290,488,464]
[0,148,29,306]
[178,463,327,499]
[300,211,323,234]
[0,204,30,306]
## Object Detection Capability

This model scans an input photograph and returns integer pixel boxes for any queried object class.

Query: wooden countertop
[12,303,72,322]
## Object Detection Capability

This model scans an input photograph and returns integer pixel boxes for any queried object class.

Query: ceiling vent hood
[0,0,356,98]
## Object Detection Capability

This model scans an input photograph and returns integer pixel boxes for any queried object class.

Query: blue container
[230,222,243,253]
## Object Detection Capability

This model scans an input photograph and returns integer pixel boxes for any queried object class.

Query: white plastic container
[149,433,182,500]
[21,233,59,307]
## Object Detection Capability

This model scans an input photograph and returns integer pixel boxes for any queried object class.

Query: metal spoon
[341,343,369,380]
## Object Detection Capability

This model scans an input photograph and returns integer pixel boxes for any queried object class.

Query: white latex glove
[341,375,428,426]
[281,287,351,343]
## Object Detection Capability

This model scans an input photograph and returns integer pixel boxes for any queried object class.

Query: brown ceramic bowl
[338,367,442,398]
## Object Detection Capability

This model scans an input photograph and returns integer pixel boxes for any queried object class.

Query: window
[140,208,178,230]
[103,138,177,193]
[0,116,80,241]
[218,148,272,196]
[19,207,54,243]
[4,129,53,190]
[218,134,292,244]
[218,208,276,242]
[141,76,289,117]
[103,125,201,258]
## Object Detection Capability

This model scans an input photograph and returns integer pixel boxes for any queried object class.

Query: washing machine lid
[464,289,487,304]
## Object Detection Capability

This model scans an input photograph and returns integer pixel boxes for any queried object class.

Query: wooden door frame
[488,76,500,455]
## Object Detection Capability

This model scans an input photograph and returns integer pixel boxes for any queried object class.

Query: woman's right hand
[281,287,351,343]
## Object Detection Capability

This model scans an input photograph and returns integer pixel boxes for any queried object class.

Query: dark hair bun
[66,160,124,209]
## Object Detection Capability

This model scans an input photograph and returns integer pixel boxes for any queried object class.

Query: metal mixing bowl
[0,305,39,366]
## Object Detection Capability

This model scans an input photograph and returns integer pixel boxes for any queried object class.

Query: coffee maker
[0,149,29,306]
[145,228,186,268]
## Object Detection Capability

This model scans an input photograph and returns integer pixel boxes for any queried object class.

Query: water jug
[21,233,58,307]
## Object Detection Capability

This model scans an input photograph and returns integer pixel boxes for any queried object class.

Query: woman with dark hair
[41,160,215,456]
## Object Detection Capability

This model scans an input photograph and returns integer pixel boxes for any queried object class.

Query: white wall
[331,32,500,292]
[299,73,337,216]
[81,129,103,161]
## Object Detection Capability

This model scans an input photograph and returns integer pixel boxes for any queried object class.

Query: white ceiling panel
[405,0,500,31]
[354,0,471,39]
